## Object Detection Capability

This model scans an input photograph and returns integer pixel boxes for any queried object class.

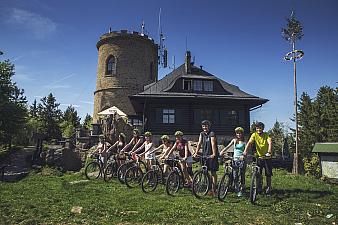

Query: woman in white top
[135,131,155,169]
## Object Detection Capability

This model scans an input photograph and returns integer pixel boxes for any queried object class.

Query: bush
[303,154,321,178]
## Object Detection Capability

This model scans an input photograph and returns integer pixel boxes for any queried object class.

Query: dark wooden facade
[130,52,268,135]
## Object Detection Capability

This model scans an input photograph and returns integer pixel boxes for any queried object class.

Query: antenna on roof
[158,8,168,68]
[141,20,145,35]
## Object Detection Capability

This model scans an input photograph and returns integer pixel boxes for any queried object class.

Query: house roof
[132,64,268,107]
[312,143,338,153]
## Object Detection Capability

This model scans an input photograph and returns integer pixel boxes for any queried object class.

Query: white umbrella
[98,106,127,117]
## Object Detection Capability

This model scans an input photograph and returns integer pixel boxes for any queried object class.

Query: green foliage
[60,120,75,138]
[36,93,62,141]
[62,105,81,128]
[82,114,92,130]
[282,11,304,44]
[294,86,338,158]
[303,154,321,178]
[268,121,291,158]
[0,60,28,148]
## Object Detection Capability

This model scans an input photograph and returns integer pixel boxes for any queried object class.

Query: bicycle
[141,158,165,193]
[165,157,186,196]
[84,153,105,180]
[124,155,145,188]
[117,152,147,184]
[103,153,120,182]
[217,156,234,201]
[249,155,264,204]
[191,155,212,198]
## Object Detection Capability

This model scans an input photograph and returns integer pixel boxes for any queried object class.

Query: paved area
[0,146,35,182]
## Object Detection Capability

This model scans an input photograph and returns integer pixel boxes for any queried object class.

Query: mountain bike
[103,153,120,182]
[192,155,211,198]
[141,158,164,193]
[165,157,185,196]
[249,156,263,204]
[124,155,145,188]
[117,152,147,184]
[217,156,234,201]
[85,153,105,180]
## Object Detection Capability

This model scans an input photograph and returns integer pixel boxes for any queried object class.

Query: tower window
[106,55,116,75]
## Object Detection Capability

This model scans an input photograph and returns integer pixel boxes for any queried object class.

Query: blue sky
[0,0,337,130]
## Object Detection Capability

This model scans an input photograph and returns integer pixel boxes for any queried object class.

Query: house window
[220,110,237,125]
[193,80,203,91]
[163,109,175,124]
[106,55,116,75]
[183,79,192,90]
[203,81,213,91]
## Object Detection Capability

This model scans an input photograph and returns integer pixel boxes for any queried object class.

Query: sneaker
[237,191,243,197]
[265,187,271,195]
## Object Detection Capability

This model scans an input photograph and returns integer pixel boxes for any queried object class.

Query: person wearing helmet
[151,135,173,174]
[194,120,219,196]
[165,131,193,186]
[243,122,273,194]
[220,127,246,197]
[121,128,144,154]
[134,131,155,169]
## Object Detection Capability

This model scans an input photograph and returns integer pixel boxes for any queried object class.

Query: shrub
[303,154,321,178]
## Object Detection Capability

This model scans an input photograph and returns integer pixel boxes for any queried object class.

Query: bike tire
[192,170,210,198]
[250,171,258,204]
[165,170,180,196]
[104,161,118,182]
[85,161,101,180]
[141,170,158,193]
[125,166,143,188]
[217,172,232,201]
[117,163,129,184]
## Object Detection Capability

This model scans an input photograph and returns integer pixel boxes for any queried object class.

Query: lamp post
[282,11,304,174]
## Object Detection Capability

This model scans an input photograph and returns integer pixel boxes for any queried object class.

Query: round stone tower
[93,30,158,122]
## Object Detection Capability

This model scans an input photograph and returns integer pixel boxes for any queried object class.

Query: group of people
[94,120,273,197]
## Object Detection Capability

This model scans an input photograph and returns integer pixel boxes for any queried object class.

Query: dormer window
[203,80,213,92]
[193,80,203,91]
[183,79,192,90]
[106,55,116,75]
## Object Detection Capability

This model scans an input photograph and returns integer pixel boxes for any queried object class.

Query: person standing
[243,122,273,194]
[194,120,219,196]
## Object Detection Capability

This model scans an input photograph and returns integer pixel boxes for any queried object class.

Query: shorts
[206,157,219,172]
[145,152,155,160]
[257,158,273,176]
[185,156,194,166]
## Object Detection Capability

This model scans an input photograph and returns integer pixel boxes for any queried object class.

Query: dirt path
[0,146,35,182]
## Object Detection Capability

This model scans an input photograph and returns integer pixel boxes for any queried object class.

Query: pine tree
[82,114,93,130]
[0,60,27,148]
[37,93,62,141]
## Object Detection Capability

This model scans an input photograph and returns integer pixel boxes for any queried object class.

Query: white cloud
[43,84,71,89]
[6,8,56,39]
[79,101,94,105]
[60,104,80,108]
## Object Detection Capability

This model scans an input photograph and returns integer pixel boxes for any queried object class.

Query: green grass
[0,168,337,225]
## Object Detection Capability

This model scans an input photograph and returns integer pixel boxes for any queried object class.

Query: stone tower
[93,30,158,122]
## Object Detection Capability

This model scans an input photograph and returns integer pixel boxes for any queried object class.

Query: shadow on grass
[249,188,334,207]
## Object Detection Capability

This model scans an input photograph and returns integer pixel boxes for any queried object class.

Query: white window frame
[163,109,175,124]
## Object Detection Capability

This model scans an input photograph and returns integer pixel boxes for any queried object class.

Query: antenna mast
[158,8,168,68]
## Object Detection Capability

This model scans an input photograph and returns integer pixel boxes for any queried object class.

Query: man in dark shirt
[194,120,219,196]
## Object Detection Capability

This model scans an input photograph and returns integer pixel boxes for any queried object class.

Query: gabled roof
[312,143,338,153]
[132,63,268,106]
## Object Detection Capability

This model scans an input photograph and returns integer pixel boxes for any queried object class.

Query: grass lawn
[0,168,337,225]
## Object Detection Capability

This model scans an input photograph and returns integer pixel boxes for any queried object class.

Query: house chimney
[185,51,191,74]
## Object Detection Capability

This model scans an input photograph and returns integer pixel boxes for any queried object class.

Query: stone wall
[93,30,158,122]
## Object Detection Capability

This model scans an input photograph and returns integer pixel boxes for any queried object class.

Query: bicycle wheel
[250,171,259,204]
[85,161,101,180]
[166,170,180,196]
[141,170,158,193]
[125,166,144,188]
[104,161,118,182]
[117,163,129,184]
[138,160,148,173]
[217,172,232,201]
[192,170,210,198]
